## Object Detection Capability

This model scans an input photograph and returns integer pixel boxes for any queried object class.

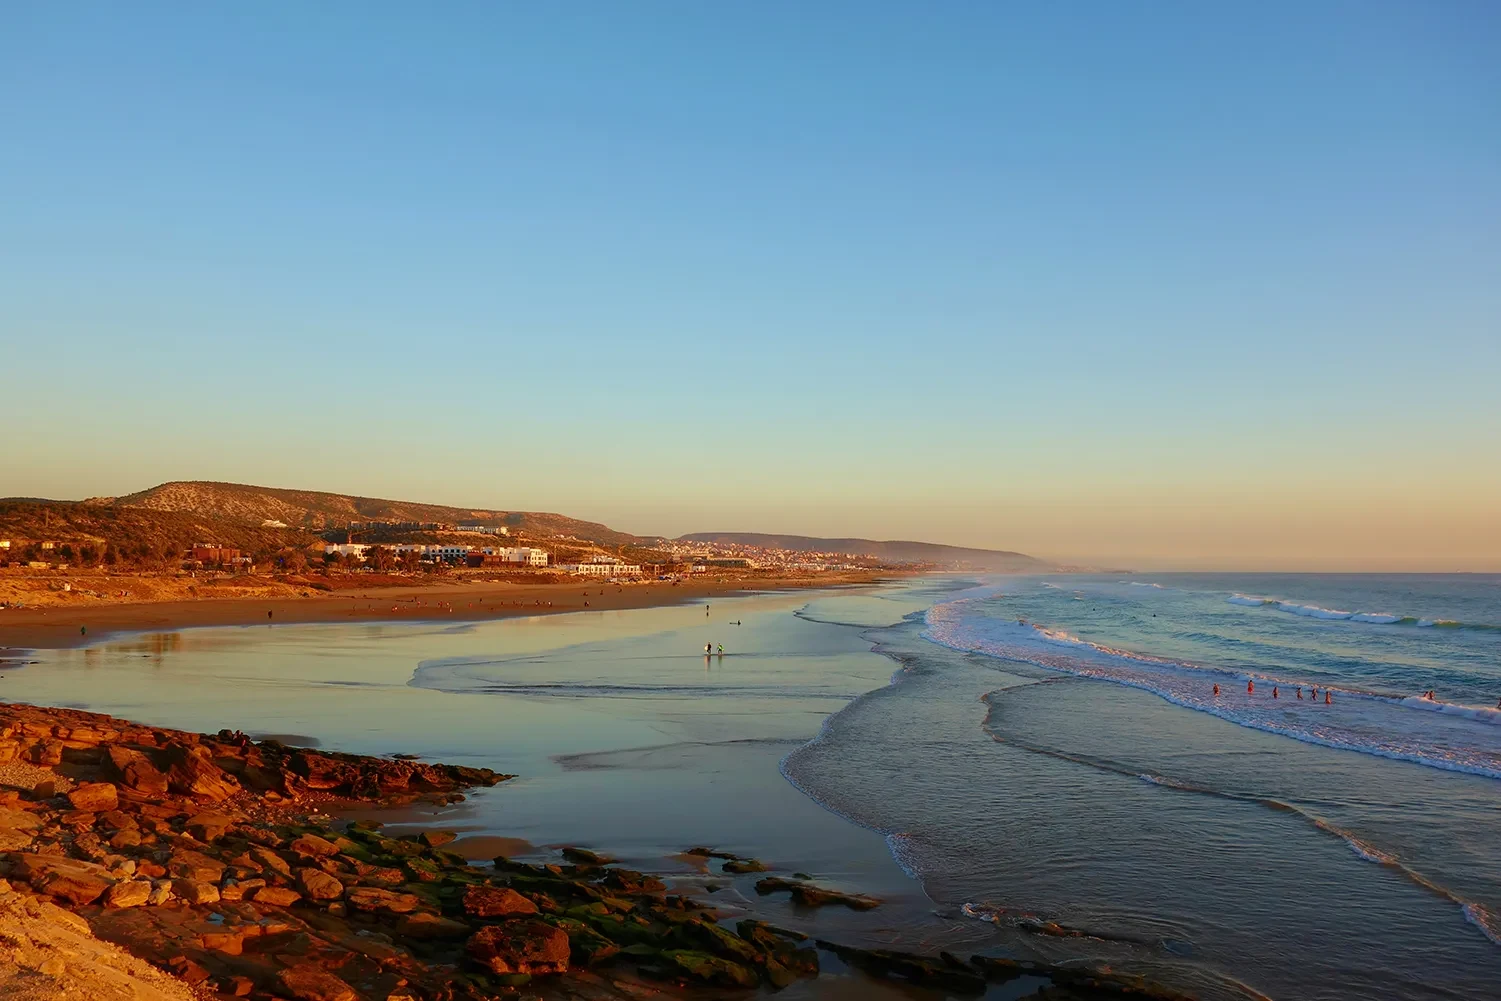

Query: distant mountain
[677,532,1048,571]
[107,481,638,545]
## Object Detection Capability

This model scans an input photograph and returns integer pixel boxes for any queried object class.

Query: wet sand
[0,571,900,653]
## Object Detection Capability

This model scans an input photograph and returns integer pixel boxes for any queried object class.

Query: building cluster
[555,556,644,576]
[653,538,876,572]
[341,520,509,535]
[323,543,547,566]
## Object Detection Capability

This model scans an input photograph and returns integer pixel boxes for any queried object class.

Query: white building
[479,547,549,566]
[458,524,509,535]
[325,544,372,557]
[558,563,642,576]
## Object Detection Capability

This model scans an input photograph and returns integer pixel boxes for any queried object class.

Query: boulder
[173,878,222,905]
[275,964,357,1001]
[288,833,338,857]
[162,743,240,800]
[104,879,153,908]
[463,885,538,918]
[250,885,301,907]
[186,811,234,842]
[66,781,119,813]
[13,855,115,907]
[345,886,421,914]
[755,876,881,910]
[466,920,570,975]
[168,849,225,883]
[105,745,169,795]
[297,867,344,901]
[398,911,471,939]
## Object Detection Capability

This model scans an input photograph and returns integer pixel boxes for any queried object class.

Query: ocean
[785,572,1501,1000]
[4,574,1498,999]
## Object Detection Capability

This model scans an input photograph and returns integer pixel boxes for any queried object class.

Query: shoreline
[0,570,903,655]
[0,699,1191,1001]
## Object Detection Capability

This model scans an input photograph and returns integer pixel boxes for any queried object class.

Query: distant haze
[2,6,1497,572]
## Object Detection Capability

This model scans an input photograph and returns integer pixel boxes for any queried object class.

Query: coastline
[0,570,901,654]
[0,698,1191,1001]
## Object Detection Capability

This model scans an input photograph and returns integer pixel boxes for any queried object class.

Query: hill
[0,501,319,564]
[105,481,638,545]
[677,532,1047,571]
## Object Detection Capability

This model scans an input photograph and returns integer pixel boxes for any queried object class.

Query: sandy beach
[0,570,899,653]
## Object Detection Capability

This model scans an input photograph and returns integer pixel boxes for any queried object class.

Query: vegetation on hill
[0,501,319,568]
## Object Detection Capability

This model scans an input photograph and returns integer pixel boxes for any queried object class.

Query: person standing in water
[1325,690,1332,704]
[1213,684,1220,696]
[1272,686,1279,699]
[1247,680,1255,694]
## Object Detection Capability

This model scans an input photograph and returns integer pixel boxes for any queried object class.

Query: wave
[979,688,1500,952]
[1227,594,1493,631]
[923,597,1501,780]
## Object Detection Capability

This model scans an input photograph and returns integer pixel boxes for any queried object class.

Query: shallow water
[5,575,1497,999]
[787,573,1501,1000]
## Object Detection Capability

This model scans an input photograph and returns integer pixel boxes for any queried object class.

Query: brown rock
[14,855,115,906]
[346,886,421,914]
[297,867,344,901]
[97,809,137,830]
[250,885,301,907]
[110,829,144,850]
[173,878,222,904]
[398,911,471,939]
[466,920,570,975]
[168,849,226,883]
[276,964,356,1001]
[463,885,539,919]
[419,830,456,848]
[104,879,153,908]
[66,781,119,813]
[289,833,338,857]
[251,845,293,877]
[105,745,170,795]
[162,742,240,800]
[186,811,234,842]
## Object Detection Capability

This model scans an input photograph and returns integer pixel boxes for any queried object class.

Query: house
[192,545,242,564]
[477,547,549,566]
[558,563,642,576]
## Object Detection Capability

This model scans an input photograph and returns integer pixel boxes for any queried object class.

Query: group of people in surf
[1211,680,1332,704]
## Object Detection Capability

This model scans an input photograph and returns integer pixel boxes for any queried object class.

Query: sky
[2,2,1498,570]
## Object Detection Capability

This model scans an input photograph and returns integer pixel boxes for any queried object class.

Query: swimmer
[1213,684,1220,696]
[1325,691,1332,704]
[1296,687,1303,699]
[1247,680,1254,694]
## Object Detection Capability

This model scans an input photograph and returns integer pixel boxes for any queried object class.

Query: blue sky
[3,2,1498,567]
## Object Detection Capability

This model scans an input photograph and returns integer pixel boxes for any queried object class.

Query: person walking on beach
[717,644,724,655]
[705,643,712,655]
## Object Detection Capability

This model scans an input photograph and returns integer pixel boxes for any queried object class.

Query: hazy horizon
[3,4,1497,572]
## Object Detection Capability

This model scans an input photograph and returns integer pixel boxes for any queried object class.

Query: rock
[250,845,292,877]
[289,832,339,857]
[147,880,174,905]
[463,885,539,918]
[250,885,301,907]
[13,855,115,907]
[345,886,421,914]
[104,879,153,908]
[173,878,221,904]
[418,829,456,848]
[818,941,986,994]
[105,745,169,795]
[559,846,614,866]
[661,949,759,988]
[721,857,768,874]
[297,867,344,901]
[467,921,570,975]
[109,829,144,850]
[755,876,881,910]
[66,781,119,813]
[167,849,225,883]
[275,963,357,1001]
[397,911,471,940]
[161,742,240,801]
[186,811,233,841]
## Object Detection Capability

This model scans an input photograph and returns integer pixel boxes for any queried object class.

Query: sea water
[784,573,1501,1000]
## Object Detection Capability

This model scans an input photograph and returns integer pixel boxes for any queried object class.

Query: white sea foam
[923,596,1501,780]
[1463,903,1501,947]
[1226,594,1482,630]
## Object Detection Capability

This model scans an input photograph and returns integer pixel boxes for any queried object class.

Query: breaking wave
[923,597,1501,780]
[1226,594,1489,630]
